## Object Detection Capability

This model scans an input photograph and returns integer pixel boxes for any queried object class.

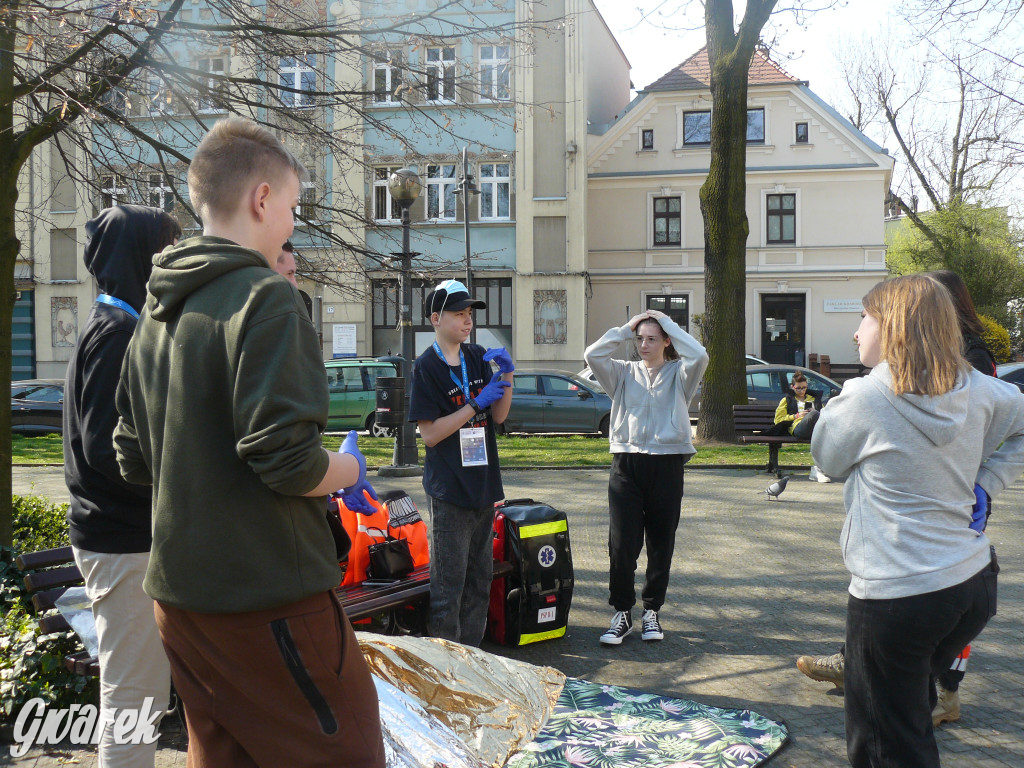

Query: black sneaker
[599,610,633,645]
[641,609,664,641]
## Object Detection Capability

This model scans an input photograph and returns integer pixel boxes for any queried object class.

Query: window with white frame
[479,44,510,101]
[101,174,128,208]
[683,107,767,145]
[372,50,403,104]
[280,54,316,108]
[197,56,226,113]
[647,294,688,331]
[478,162,510,219]
[373,166,403,222]
[295,178,317,222]
[652,196,681,246]
[766,193,796,244]
[373,167,401,221]
[148,174,174,211]
[425,46,456,103]
[683,110,711,145]
[426,164,457,220]
[747,107,765,143]
[133,73,174,116]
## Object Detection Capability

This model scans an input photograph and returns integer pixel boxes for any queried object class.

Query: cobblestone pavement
[7,465,1024,767]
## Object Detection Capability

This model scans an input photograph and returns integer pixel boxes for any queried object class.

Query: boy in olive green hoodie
[114,117,384,767]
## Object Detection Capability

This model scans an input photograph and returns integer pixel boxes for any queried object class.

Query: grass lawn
[319,433,813,468]
[14,432,813,468]
[12,434,65,464]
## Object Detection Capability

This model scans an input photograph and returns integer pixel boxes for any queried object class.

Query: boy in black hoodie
[64,204,180,766]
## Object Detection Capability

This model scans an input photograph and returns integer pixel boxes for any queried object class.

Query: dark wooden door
[761,294,806,365]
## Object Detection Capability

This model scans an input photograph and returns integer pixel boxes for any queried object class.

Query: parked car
[11,379,64,435]
[499,370,612,436]
[324,358,399,435]
[997,362,1024,392]
[688,364,843,419]
[577,354,766,389]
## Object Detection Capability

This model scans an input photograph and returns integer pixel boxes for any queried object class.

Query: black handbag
[365,528,415,580]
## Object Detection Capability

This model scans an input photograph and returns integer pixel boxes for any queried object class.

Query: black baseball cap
[424,279,487,317]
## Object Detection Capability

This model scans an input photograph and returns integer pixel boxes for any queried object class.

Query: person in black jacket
[64,205,180,766]
[932,270,998,376]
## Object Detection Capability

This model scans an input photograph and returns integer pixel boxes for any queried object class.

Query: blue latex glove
[339,430,378,514]
[970,484,990,533]
[473,372,511,409]
[483,347,515,374]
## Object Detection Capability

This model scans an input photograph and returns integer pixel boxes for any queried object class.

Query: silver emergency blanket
[374,675,486,768]
[359,635,566,768]
[54,586,99,657]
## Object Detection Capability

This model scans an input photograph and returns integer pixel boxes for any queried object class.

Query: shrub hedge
[1,496,97,723]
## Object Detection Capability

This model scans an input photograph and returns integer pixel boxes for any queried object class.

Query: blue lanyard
[433,341,470,401]
[96,294,139,320]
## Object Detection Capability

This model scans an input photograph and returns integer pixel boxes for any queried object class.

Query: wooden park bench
[734,403,811,477]
[16,545,513,674]
[14,545,99,676]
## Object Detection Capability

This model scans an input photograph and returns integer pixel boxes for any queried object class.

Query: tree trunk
[0,10,19,546]
[696,1,777,443]
[697,65,750,442]
[0,175,17,549]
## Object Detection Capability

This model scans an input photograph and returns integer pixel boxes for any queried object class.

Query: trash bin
[375,377,406,429]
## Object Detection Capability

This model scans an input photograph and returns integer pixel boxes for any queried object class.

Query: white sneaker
[808,466,820,482]
[813,466,832,483]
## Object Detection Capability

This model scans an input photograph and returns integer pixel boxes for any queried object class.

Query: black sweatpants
[607,453,686,613]
[845,559,997,768]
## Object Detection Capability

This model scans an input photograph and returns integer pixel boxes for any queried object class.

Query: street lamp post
[387,167,422,469]
[455,146,480,340]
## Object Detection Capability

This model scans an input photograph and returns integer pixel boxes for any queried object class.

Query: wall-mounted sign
[332,324,357,358]
[824,299,864,313]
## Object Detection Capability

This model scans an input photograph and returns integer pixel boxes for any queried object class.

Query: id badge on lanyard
[460,427,488,466]
[434,342,489,467]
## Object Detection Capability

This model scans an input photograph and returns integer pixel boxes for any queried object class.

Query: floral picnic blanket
[505,678,789,768]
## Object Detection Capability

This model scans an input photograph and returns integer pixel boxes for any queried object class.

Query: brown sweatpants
[155,591,384,768]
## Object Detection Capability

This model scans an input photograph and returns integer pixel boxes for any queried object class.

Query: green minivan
[324,358,399,435]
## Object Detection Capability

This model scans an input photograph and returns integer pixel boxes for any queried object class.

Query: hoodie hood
[867,362,970,447]
[84,205,179,312]
[146,236,272,321]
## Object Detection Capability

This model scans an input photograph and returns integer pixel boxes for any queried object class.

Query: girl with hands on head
[584,308,708,647]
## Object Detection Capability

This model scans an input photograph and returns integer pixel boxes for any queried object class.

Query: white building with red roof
[584,46,894,371]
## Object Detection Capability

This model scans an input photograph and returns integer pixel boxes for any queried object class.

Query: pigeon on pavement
[766,475,791,500]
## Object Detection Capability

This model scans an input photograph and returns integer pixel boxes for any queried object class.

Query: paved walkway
[7,465,1024,767]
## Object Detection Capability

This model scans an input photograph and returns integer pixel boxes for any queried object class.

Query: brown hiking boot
[796,651,845,689]
[933,684,961,726]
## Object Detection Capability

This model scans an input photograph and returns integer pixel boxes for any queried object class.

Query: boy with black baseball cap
[409,279,514,644]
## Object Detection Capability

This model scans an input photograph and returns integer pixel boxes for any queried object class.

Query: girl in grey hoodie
[585,310,708,646]
[811,274,1024,768]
